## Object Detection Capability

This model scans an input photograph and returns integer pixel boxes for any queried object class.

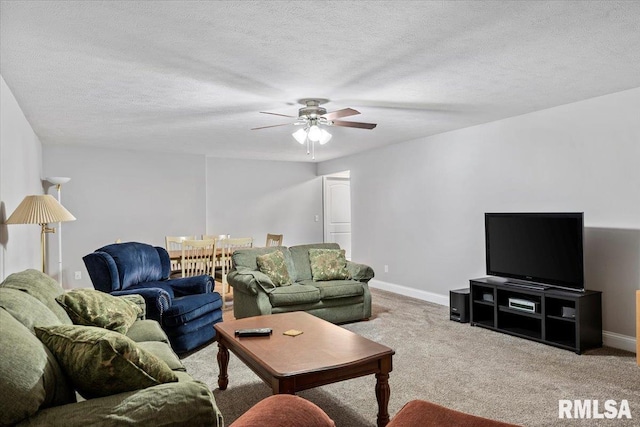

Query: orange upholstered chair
[387,400,521,427]
[229,395,521,427]
[230,395,335,427]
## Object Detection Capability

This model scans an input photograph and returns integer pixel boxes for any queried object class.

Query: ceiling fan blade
[331,120,377,130]
[251,123,292,130]
[260,111,297,118]
[322,108,360,120]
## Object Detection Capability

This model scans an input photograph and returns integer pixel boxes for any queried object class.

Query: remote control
[235,328,272,337]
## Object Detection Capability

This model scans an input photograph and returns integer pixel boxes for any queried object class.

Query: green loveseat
[0,269,223,426]
[227,243,374,323]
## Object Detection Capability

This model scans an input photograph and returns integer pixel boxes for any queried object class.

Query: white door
[323,176,351,259]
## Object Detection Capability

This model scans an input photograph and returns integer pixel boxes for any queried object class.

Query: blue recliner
[83,241,223,353]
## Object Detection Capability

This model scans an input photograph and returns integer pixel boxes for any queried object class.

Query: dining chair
[265,233,283,247]
[203,235,231,273]
[202,234,230,241]
[166,235,196,276]
[180,239,216,278]
[219,237,253,305]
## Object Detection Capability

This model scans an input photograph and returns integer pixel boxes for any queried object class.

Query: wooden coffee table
[214,311,395,427]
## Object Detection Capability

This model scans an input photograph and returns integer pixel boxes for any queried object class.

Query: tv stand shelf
[470,278,602,354]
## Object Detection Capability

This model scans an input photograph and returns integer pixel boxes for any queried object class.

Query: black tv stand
[504,280,549,291]
[469,278,602,354]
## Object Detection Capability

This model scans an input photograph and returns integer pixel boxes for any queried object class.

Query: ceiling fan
[251,98,377,159]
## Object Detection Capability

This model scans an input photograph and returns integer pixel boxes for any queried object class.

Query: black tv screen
[485,213,584,291]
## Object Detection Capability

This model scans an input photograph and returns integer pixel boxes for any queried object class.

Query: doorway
[323,171,351,259]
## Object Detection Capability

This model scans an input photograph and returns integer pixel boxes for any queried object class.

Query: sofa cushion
[0,287,62,331]
[126,319,170,344]
[309,248,350,281]
[298,279,365,299]
[233,246,295,275]
[35,324,178,399]
[136,341,186,371]
[267,284,321,307]
[0,309,75,426]
[0,269,73,324]
[56,288,142,334]
[257,250,292,287]
[289,243,340,281]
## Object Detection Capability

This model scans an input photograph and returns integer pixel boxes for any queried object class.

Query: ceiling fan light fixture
[318,128,332,145]
[258,98,376,158]
[292,128,307,144]
[307,125,322,142]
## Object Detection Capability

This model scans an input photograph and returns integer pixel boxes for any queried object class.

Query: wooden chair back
[219,237,253,304]
[180,239,216,278]
[165,235,196,275]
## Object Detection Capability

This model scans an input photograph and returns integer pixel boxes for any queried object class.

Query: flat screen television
[485,212,584,292]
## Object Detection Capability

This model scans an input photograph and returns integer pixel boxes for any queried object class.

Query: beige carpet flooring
[181,288,640,426]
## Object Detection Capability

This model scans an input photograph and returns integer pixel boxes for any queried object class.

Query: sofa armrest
[111,288,170,321]
[117,293,146,319]
[167,275,213,296]
[228,270,279,296]
[346,261,375,282]
[16,381,223,427]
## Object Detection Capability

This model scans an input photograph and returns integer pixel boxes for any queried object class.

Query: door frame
[322,171,351,258]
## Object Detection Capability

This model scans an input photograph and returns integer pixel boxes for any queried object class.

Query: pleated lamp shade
[6,195,76,225]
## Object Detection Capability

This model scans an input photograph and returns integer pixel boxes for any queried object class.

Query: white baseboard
[368,279,637,354]
[603,331,636,353]
[369,279,450,307]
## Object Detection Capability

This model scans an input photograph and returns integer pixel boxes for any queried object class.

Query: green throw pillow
[308,248,351,281]
[35,325,178,399]
[256,250,292,286]
[56,289,142,334]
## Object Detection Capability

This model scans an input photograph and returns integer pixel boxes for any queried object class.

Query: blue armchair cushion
[163,293,222,327]
[83,242,171,293]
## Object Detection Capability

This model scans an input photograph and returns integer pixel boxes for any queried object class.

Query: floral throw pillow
[309,248,350,281]
[56,289,142,334]
[35,324,177,399]
[256,250,292,287]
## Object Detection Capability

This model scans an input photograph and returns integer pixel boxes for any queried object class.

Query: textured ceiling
[1,1,639,162]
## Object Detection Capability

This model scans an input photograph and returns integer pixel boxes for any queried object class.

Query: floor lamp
[46,177,71,284]
[5,195,76,274]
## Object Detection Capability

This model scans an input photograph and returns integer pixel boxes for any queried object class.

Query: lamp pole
[46,177,71,284]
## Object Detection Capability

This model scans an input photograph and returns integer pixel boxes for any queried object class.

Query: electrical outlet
[384,265,389,273]
[314,215,319,222]
[74,271,82,280]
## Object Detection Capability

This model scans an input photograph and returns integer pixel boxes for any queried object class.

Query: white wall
[40,149,323,288]
[206,157,323,246]
[0,75,43,279]
[42,145,207,288]
[318,87,640,342]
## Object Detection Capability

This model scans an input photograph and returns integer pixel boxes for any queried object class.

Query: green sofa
[0,269,223,427]
[228,243,374,323]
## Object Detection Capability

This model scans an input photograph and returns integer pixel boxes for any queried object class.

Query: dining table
[168,249,224,261]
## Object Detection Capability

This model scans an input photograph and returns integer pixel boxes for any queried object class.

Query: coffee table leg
[217,339,229,390]
[375,372,390,427]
